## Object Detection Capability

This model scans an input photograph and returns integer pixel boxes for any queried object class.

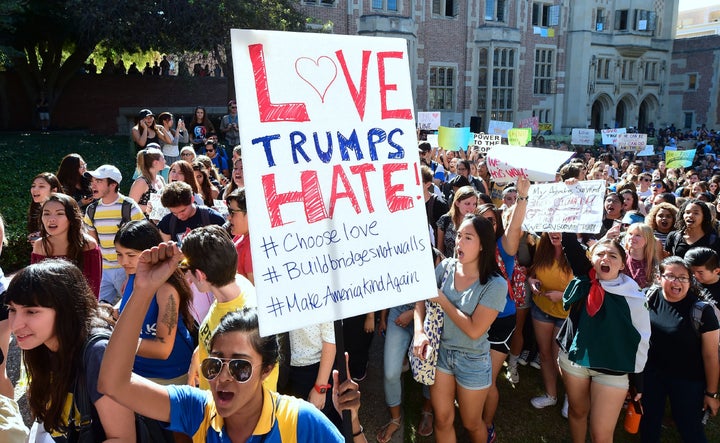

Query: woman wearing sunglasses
[99,242,368,442]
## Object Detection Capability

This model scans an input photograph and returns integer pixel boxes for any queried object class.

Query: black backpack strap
[73,331,112,436]
[86,201,98,226]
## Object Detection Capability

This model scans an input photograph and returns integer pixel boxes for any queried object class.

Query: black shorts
[488,314,516,353]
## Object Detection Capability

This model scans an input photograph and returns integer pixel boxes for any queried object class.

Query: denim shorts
[531,304,566,329]
[558,352,629,390]
[436,346,492,390]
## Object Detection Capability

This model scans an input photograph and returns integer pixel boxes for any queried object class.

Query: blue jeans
[383,305,429,407]
[640,369,707,443]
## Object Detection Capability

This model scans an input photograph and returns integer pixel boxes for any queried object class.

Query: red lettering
[329,165,361,218]
[262,172,328,227]
[336,50,370,122]
[383,163,413,213]
[350,163,377,213]
[377,52,412,120]
[249,44,310,123]
[487,158,500,168]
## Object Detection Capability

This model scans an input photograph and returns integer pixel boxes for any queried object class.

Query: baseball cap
[138,109,154,118]
[84,165,122,184]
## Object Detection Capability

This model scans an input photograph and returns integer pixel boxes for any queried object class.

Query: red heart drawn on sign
[432,113,439,119]
[295,56,337,103]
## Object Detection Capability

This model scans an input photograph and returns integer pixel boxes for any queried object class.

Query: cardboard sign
[417,111,441,130]
[148,193,170,221]
[524,180,605,234]
[488,120,513,137]
[539,123,553,132]
[425,133,438,148]
[438,126,471,151]
[231,29,436,336]
[665,149,696,168]
[486,145,573,182]
[571,128,595,146]
[471,132,501,153]
[616,133,648,152]
[508,128,532,146]
[601,128,626,145]
[519,116,539,132]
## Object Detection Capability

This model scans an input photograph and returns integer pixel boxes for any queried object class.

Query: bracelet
[705,391,719,399]
[517,195,529,201]
[352,425,364,437]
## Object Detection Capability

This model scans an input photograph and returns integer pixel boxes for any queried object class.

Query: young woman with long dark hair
[6,260,135,440]
[31,193,101,296]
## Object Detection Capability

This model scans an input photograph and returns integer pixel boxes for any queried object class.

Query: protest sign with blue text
[231,30,436,336]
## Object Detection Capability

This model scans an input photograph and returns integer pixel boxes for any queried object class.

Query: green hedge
[0,134,137,273]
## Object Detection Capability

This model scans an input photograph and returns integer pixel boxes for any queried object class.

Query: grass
[400,363,720,442]
[0,133,137,272]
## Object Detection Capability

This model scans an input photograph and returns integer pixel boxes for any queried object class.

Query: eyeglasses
[230,106,237,109]
[227,208,245,215]
[651,183,664,189]
[181,153,194,157]
[206,149,215,153]
[201,357,253,382]
[641,178,651,182]
[661,274,691,283]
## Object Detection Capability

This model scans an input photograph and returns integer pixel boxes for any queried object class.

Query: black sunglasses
[201,357,253,382]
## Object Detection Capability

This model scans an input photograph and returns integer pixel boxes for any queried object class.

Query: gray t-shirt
[436,258,507,354]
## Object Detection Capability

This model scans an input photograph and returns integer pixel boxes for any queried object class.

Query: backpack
[85,198,135,228]
[73,331,175,443]
[690,299,720,360]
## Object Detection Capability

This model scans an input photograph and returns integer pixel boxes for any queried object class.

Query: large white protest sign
[616,133,648,152]
[417,111,441,130]
[601,128,626,145]
[231,30,436,336]
[486,145,574,182]
[488,120,513,137]
[471,132,501,153]
[571,128,595,146]
[524,180,605,234]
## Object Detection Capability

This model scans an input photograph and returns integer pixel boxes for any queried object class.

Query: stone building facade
[295,0,679,134]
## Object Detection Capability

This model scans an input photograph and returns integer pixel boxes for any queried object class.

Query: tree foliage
[1,0,306,118]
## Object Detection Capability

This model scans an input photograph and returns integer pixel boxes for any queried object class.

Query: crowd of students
[2,115,720,443]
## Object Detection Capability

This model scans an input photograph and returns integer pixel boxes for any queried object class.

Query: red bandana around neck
[586,268,606,317]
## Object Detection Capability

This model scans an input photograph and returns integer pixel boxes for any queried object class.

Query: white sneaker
[506,361,519,384]
[561,395,569,418]
[517,349,530,366]
[531,394,557,409]
[530,353,541,369]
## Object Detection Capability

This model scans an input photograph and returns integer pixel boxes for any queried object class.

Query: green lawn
[400,358,720,442]
[0,133,136,272]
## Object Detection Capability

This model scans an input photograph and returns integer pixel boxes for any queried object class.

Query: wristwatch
[314,383,332,394]
[705,391,719,399]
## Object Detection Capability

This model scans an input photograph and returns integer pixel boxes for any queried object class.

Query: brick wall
[2,71,230,135]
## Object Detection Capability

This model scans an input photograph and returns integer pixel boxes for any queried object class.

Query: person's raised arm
[561,232,592,276]
[132,122,148,146]
[135,284,179,360]
[98,242,183,423]
[500,176,530,255]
